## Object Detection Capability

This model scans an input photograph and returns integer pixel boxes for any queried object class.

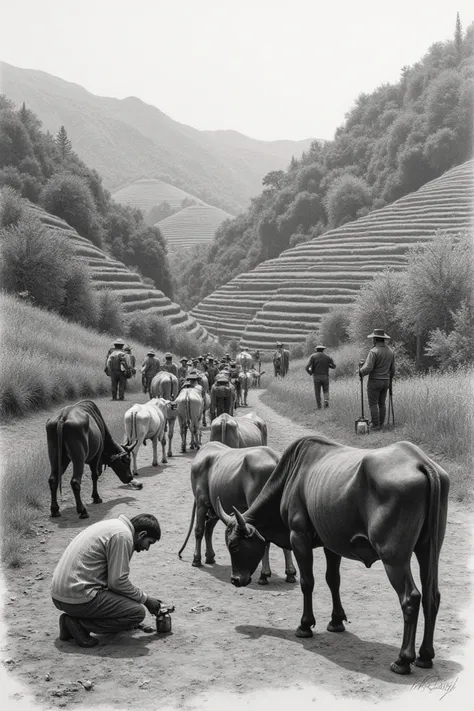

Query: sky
[1,0,473,142]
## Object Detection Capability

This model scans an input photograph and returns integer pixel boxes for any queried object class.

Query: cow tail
[57,418,64,497]
[186,391,191,428]
[221,417,226,444]
[421,461,442,613]
[178,500,196,559]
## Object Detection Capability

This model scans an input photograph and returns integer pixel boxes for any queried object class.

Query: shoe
[112,397,117,401]
[324,402,329,408]
[59,614,98,648]
[119,397,124,401]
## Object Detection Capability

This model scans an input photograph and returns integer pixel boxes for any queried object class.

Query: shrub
[0,186,25,228]
[124,311,151,344]
[148,315,172,351]
[348,269,407,344]
[226,339,239,357]
[425,301,474,369]
[60,261,99,328]
[171,328,201,359]
[96,290,125,336]
[325,174,372,229]
[319,307,351,348]
[290,342,304,358]
[304,331,320,357]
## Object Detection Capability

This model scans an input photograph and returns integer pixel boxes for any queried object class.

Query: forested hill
[174,20,474,311]
[0,62,314,214]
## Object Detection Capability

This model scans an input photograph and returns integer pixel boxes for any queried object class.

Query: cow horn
[123,439,138,453]
[233,506,250,533]
[215,498,232,526]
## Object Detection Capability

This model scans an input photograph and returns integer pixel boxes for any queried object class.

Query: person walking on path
[305,345,336,409]
[51,513,163,648]
[141,350,161,396]
[105,339,128,401]
[358,328,395,431]
[177,357,189,385]
[162,352,178,377]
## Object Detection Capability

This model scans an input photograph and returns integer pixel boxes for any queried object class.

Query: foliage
[170,328,201,359]
[56,125,72,160]
[176,20,474,309]
[304,331,320,357]
[95,290,126,336]
[0,186,25,228]
[348,269,408,344]
[41,172,103,247]
[425,301,474,369]
[61,261,99,327]
[318,307,351,348]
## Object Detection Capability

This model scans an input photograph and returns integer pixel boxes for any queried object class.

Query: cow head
[106,440,142,489]
[216,498,266,587]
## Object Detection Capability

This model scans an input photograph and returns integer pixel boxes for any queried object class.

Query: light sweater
[51,514,147,605]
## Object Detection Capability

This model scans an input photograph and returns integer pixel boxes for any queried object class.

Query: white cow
[236,349,253,372]
[124,398,177,474]
[237,371,252,406]
[174,387,204,452]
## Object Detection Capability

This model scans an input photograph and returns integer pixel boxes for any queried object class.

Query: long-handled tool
[386,379,395,427]
[355,373,370,435]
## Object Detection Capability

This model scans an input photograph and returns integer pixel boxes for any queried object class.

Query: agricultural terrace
[156,204,233,251]
[191,159,474,349]
[112,178,206,212]
[27,202,217,348]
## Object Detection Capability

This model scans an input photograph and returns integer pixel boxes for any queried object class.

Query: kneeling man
[51,513,162,647]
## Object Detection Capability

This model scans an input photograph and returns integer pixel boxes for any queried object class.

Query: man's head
[165,352,172,361]
[114,338,125,348]
[180,357,188,365]
[276,341,283,349]
[367,328,390,346]
[315,345,326,352]
[131,513,161,552]
[124,346,132,353]
[146,350,155,357]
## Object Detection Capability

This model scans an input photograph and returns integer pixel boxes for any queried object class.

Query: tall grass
[262,361,473,501]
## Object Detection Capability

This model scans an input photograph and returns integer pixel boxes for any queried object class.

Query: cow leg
[160,435,167,464]
[324,548,348,632]
[202,411,207,427]
[290,528,316,637]
[90,459,103,504]
[70,460,88,519]
[180,422,187,453]
[382,561,421,674]
[132,445,140,476]
[152,435,159,466]
[48,455,70,517]
[258,542,272,585]
[204,513,219,564]
[192,501,207,567]
[284,549,297,583]
[167,420,174,457]
[414,541,440,669]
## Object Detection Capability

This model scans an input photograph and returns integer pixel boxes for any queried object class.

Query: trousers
[111,372,126,399]
[313,376,329,408]
[367,379,389,426]
[53,590,145,635]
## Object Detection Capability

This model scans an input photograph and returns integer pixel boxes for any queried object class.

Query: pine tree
[56,125,72,159]
[454,12,462,62]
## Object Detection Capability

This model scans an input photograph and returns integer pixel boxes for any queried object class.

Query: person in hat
[177,357,189,385]
[195,356,206,373]
[205,356,218,389]
[359,329,395,431]
[273,342,290,378]
[183,370,200,388]
[104,338,124,372]
[141,350,161,397]
[305,345,336,409]
[105,339,128,401]
[161,352,178,378]
[210,372,235,420]
[123,346,136,375]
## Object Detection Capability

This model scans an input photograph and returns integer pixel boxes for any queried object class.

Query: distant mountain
[0,61,317,213]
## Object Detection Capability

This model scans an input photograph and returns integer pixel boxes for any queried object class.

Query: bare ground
[0,388,470,710]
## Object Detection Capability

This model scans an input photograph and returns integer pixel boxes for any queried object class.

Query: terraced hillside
[27,204,218,347]
[112,179,205,212]
[156,204,233,251]
[191,160,474,349]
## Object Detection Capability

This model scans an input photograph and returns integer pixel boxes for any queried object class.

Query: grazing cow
[174,387,204,452]
[124,398,177,473]
[178,441,296,585]
[46,400,142,519]
[150,371,179,401]
[217,435,449,675]
[236,349,253,372]
[210,412,267,448]
[237,371,252,406]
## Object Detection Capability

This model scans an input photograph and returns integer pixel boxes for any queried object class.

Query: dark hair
[130,513,161,541]
[374,337,385,344]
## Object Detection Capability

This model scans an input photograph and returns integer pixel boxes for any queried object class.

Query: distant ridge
[156,204,233,251]
[190,160,474,348]
[112,179,206,212]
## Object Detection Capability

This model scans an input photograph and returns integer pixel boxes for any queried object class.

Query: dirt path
[1,389,470,710]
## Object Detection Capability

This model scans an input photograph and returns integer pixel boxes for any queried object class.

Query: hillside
[0,61,314,213]
[26,202,218,347]
[156,204,233,251]
[112,178,205,212]
[190,159,474,348]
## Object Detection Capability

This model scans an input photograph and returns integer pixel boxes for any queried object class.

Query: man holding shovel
[358,328,395,431]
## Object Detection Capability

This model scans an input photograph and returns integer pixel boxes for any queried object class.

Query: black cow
[46,400,141,519]
[217,435,449,675]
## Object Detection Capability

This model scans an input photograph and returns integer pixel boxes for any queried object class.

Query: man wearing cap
[162,353,178,378]
[210,372,235,420]
[305,345,336,409]
[177,358,189,385]
[359,329,395,431]
[141,351,161,396]
[105,339,128,401]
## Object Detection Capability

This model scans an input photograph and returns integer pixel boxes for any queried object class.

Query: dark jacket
[359,344,395,381]
[306,352,336,377]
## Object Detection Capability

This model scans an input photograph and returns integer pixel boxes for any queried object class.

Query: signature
[411,674,458,700]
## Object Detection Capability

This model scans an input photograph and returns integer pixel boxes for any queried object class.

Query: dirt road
[1,389,469,710]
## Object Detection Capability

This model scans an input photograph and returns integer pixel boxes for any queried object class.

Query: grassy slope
[191,159,474,348]
[156,204,233,251]
[261,359,473,502]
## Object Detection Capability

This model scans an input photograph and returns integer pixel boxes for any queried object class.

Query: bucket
[156,612,172,634]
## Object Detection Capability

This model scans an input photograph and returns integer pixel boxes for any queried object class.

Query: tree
[0,112,34,168]
[425,301,474,369]
[40,173,102,246]
[95,290,125,336]
[0,186,25,228]
[262,170,285,191]
[455,13,463,63]
[325,174,372,228]
[60,261,98,327]
[348,270,407,344]
[56,126,72,160]
[318,308,351,348]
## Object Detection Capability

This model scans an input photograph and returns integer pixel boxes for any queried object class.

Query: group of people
[305,327,395,431]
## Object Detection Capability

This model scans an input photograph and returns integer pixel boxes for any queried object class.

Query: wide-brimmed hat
[315,345,326,351]
[180,357,188,363]
[187,360,193,366]
[187,372,199,380]
[124,346,132,352]
[276,341,283,346]
[146,350,155,356]
[216,373,229,383]
[164,352,172,359]
[367,329,391,339]
[113,338,125,346]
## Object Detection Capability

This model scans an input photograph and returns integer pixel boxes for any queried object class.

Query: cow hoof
[162,459,167,464]
[257,575,269,586]
[414,657,433,669]
[92,497,103,504]
[295,626,313,638]
[205,556,215,565]
[152,462,158,467]
[133,472,139,477]
[51,510,61,518]
[390,660,411,675]
[192,558,202,568]
[285,574,297,583]
[79,512,89,520]
[327,621,345,633]
[168,452,173,458]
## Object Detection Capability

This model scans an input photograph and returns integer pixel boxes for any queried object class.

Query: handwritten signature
[411,674,458,700]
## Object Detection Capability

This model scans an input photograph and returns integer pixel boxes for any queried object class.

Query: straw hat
[367,329,391,339]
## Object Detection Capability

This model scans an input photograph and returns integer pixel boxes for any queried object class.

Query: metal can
[156,613,172,634]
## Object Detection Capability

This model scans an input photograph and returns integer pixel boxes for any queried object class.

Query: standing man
[51,513,163,648]
[305,345,336,409]
[123,346,136,375]
[141,350,161,396]
[253,350,261,372]
[162,352,178,377]
[206,357,218,389]
[273,342,290,378]
[177,357,189,385]
[359,328,395,431]
[105,340,128,401]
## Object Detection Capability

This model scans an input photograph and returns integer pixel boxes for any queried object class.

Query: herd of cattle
[45,369,450,677]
